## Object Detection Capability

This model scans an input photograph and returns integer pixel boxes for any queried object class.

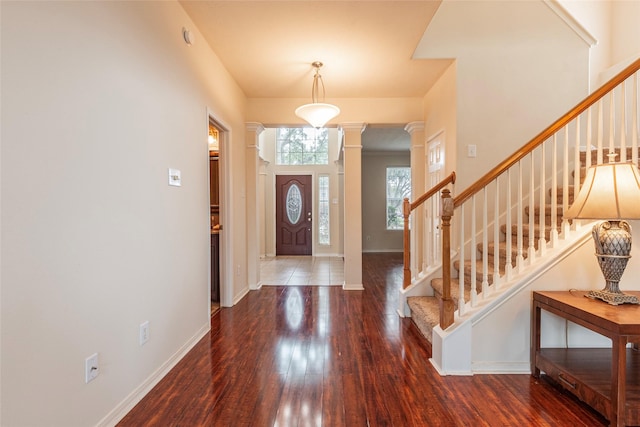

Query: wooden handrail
[453,58,640,207]
[402,172,457,288]
[410,172,456,212]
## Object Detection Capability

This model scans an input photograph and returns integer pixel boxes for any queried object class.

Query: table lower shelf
[536,348,640,425]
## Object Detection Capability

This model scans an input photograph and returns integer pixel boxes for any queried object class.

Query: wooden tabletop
[534,290,640,335]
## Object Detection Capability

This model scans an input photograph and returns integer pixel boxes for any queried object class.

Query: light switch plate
[168,168,181,186]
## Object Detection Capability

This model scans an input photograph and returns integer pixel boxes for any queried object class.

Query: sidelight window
[386,167,411,230]
[318,175,330,245]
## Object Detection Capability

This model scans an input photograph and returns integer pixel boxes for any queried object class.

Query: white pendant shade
[295,103,341,129]
[296,61,340,128]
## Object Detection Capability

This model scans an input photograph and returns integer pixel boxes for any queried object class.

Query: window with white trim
[276,127,329,165]
[386,167,411,230]
[318,175,330,245]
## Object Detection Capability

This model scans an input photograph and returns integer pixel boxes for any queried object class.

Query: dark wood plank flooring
[118,253,608,426]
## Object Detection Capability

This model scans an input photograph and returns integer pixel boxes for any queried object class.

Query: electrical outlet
[139,321,149,346]
[85,353,99,384]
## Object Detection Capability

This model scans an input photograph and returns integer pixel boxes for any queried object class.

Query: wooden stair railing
[402,172,456,288]
[435,58,640,330]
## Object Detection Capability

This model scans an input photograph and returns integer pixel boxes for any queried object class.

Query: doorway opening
[208,118,225,312]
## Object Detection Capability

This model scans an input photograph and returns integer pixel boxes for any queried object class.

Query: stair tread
[482,240,536,255]
[525,205,564,216]
[501,223,561,238]
[407,296,440,341]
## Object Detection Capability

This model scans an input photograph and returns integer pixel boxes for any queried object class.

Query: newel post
[440,188,455,329]
[403,197,411,288]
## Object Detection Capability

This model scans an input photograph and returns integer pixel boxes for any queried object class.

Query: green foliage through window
[318,175,330,245]
[276,128,329,165]
[386,167,411,230]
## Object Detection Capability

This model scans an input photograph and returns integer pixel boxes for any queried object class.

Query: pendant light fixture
[295,61,340,128]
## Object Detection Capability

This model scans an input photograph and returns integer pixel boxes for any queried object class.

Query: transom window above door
[276,127,328,165]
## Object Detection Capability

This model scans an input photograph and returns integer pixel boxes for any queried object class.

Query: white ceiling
[179,0,450,99]
[180,1,447,150]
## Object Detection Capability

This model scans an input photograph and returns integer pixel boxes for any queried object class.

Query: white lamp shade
[295,103,340,129]
[564,162,640,220]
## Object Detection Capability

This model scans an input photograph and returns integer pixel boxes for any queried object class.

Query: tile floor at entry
[260,256,344,286]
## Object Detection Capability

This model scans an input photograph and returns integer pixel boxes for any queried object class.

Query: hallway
[118,253,606,426]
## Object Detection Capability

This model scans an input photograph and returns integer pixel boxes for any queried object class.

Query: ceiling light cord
[311,62,326,104]
[295,61,340,128]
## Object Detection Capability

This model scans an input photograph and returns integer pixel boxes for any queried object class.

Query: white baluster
[609,86,616,157]
[506,169,513,281]
[493,178,501,287]
[538,141,547,256]
[562,126,570,237]
[586,106,593,169]
[633,72,639,167]
[621,80,627,162]
[458,205,466,315]
[550,134,559,247]
[482,187,489,296]
[597,99,604,164]
[528,153,536,263]
[516,161,524,273]
[572,116,580,232]
[470,196,477,306]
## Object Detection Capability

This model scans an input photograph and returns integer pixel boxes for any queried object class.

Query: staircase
[407,173,565,343]
[400,58,640,373]
[407,147,640,344]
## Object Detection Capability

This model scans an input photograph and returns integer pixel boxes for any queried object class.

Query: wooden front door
[276,175,312,255]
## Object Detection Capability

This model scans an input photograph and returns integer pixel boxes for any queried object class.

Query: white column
[405,121,425,274]
[340,122,366,290]
[245,122,264,290]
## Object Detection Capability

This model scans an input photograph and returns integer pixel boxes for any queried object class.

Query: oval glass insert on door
[286,184,302,224]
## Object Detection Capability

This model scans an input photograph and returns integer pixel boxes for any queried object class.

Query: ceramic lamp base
[589,220,638,305]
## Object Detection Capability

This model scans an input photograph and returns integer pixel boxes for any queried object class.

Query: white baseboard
[96,322,211,427]
[233,286,250,305]
[343,282,364,290]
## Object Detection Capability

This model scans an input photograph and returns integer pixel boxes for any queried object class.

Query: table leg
[531,301,541,377]
[611,337,627,426]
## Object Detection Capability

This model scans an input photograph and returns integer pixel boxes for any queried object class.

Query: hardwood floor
[118,253,607,426]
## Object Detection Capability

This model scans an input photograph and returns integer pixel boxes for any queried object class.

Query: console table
[532,290,640,426]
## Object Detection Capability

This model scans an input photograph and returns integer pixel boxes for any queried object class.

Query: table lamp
[564,161,640,305]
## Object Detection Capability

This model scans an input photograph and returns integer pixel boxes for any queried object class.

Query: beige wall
[423,62,457,178]
[362,152,410,252]
[415,0,590,191]
[611,1,640,66]
[1,2,247,425]
[561,0,640,87]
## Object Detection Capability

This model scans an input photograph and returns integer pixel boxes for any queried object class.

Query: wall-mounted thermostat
[168,168,181,187]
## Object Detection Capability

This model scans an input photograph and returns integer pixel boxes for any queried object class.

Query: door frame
[207,109,232,308]
[275,174,314,255]
[272,171,316,256]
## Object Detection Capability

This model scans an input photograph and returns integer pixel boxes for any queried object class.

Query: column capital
[245,122,265,134]
[339,122,367,133]
[404,121,425,134]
